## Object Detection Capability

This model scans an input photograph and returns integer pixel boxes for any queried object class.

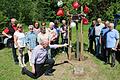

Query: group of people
[2,17,119,78]
[2,18,68,78]
[88,18,119,67]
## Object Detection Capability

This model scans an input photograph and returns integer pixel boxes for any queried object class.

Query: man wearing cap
[26,25,37,66]
[2,18,19,64]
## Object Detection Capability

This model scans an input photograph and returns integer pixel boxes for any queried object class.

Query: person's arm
[2,31,12,38]
[113,30,119,51]
[49,44,68,48]
[99,35,102,44]
[99,30,103,45]
[32,64,35,73]
[60,28,65,33]
[112,39,119,51]
[50,32,57,42]
[25,33,31,50]
[37,33,41,44]
[14,35,19,48]
[114,39,119,49]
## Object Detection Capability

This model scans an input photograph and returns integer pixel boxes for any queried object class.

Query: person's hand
[64,43,68,46]
[99,40,101,45]
[29,48,33,52]
[32,68,35,74]
[112,48,117,51]
[8,35,12,38]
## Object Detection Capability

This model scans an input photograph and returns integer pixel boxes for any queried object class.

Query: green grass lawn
[0,23,120,80]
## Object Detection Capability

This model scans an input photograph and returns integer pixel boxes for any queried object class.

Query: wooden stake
[80,19,83,60]
[68,16,72,60]
[76,21,80,61]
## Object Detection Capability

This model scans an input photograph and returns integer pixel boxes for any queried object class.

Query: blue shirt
[88,26,95,37]
[53,26,60,36]
[106,29,119,48]
[26,31,37,49]
[100,27,109,37]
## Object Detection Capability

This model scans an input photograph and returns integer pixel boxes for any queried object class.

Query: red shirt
[3,24,17,33]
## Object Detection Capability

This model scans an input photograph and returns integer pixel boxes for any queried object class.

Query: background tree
[0,0,120,30]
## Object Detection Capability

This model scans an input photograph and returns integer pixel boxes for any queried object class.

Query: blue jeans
[48,48,51,59]
[95,37,101,56]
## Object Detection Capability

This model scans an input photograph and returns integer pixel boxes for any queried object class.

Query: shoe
[44,73,54,76]
[111,64,115,67]
[62,51,65,53]
[21,67,26,75]
[23,64,27,67]
[104,62,108,65]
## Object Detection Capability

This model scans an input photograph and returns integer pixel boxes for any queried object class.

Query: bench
[0,34,5,49]
[0,34,4,44]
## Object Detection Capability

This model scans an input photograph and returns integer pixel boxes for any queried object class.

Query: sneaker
[21,67,26,75]
[104,62,108,65]
[62,51,65,53]
[23,64,27,67]
[44,73,54,76]
[111,64,115,67]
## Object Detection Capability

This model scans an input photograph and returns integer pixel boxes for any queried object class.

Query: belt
[95,35,100,37]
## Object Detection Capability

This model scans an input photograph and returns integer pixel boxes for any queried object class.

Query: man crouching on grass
[21,39,68,79]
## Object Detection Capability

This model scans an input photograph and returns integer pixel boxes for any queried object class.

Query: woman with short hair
[14,24,26,67]
[26,25,37,66]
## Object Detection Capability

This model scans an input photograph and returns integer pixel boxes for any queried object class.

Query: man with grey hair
[2,18,18,64]
[100,21,110,61]
[21,39,68,78]
[105,23,119,67]
[21,40,55,78]
[60,20,68,53]
[95,18,105,56]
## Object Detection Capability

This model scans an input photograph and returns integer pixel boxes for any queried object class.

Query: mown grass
[0,22,120,80]
[0,48,32,80]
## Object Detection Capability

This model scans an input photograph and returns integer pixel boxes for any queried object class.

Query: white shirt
[95,23,105,36]
[14,31,26,48]
[37,32,50,44]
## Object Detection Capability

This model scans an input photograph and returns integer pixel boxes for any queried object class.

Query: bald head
[109,23,114,30]
[62,20,66,25]
[97,18,102,23]
[11,18,16,25]
[49,22,54,29]
[40,39,49,48]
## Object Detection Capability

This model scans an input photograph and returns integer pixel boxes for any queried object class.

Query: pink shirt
[33,28,40,34]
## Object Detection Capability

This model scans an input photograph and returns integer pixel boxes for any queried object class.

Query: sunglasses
[18,27,22,28]
[29,28,33,30]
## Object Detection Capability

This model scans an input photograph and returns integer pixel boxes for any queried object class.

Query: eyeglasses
[29,28,33,30]
[18,27,22,28]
